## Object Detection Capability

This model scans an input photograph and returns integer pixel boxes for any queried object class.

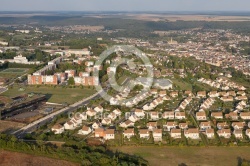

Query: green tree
[68,77,75,85]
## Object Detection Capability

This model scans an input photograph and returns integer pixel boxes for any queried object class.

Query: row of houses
[198,77,246,91]
[196,110,250,121]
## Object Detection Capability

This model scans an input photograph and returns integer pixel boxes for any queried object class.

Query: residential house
[143,103,153,111]
[200,121,211,130]
[164,122,177,131]
[147,122,157,131]
[240,112,250,120]
[228,91,236,97]
[196,112,207,121]
[120,120,134,128]
[150,112,159,120]
[94,105,104,113]
[101,118,112,125]
[217,129,231,138]
[113,109,122,116]
[175,112,186,120]
[197,91,206,98]
[225,112,238,120]
[80,112,87,120]
[235,96,248,101]
[159,90,167,97]
[51,124,64,134]
[184,90,193,96]
[184,128,200,139]
[153,129,162,141]
[170,91,178,98]
[95,128,105,138]
[150,89,158,95]
[206,129,215,139]
[78,126,92,135]
[208,91,219,97]
[86,109,96,117]
[211,112,223,119]
[232,122,245,130]
[171,129,182,139]
[72,117,82,126]
[162,111,175,119]
[237,91,246,96]
[123,128,135,139]
[64,121,75,130]
[163,95,171,101]
[220,96,234,102]
[92,122,102,129]
[234,129,243,139]
[219,91,229,97]
[134,109,145,118]
[245,129,250,138]
[139,129,150,139]
[217,122,229,130]
[128,115,139,123]
[104,129,115,140]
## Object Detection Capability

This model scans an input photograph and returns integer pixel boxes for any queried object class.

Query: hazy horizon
[1,0,250,12]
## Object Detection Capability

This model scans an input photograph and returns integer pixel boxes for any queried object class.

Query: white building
[171,129,182,139]
[184,128,200,139]
[78,126,92,135]
[51,124,64,134]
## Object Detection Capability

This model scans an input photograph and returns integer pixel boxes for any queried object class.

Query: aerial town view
[1,0,250,166]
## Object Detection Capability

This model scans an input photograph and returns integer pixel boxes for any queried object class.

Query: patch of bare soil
[0,150,80,166]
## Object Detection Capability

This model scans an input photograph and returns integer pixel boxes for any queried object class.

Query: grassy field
[0,68,29,79]
[1,68,28,73]
[2,86,97,104]
[112,146,250,166]
[172,79,192,90]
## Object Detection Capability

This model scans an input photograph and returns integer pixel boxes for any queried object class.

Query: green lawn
[2,86,97,104]
[172,78,192,90]
[112,146,250,166]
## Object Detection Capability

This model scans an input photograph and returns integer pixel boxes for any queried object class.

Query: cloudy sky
[1,0,250,11]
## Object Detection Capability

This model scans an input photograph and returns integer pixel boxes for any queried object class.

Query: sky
[1,0,250,12]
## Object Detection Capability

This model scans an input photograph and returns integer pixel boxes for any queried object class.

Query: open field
[112,146,250,166]
[2,86,97,104]
[0,150,79,166]
[0,68,29,79]
[171,79,192,90]
[0,120,25,134]
[1,68,28,73]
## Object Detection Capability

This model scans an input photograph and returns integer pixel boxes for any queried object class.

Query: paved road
[12,90,104,137]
